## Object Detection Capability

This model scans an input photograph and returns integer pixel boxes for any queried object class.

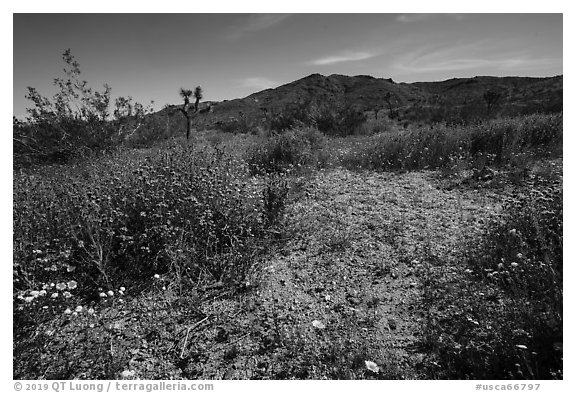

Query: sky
[13,13,562,118]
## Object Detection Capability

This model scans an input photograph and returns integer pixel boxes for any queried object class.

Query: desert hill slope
[156,73,562,130]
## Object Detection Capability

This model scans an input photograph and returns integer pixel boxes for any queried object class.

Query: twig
[223,332,251,349]
[179,315,211,358]
[180,327,191,359]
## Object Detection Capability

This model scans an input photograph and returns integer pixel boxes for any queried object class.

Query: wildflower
[51,293,59,299]
[119,287,126,292]
[99,292,107,298]
[87,308,95,315]
[64,308,72,314]
[517,253,523,259]
[75,306,83,313]
[39,290,47,296]
[67,281,78,290]
[30,290,40,297]
[365,360,380,373]
[56,283,67,290]
[511,262,519,268]
[63,291,73,299]
[153,274,160,279]
[24,296,35,303]
[107,290,114,297]
[78,240,84,247]
[121,370,135,378]
[312,320,326,329]
[66,265,76,272]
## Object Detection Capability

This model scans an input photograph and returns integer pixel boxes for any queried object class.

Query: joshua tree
[483,89,502,117]
[178,86,203,139]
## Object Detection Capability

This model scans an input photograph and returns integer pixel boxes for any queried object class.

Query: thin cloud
[396,14,466,23]
[391,42,560,74]
[239,77,278,90]
[226,14,291,40]
[310,51,377,66]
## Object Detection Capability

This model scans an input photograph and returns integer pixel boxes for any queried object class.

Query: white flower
[516,344,528,350]
[64,308,72,314]
[56,282,67,291]
[63,291,73,299]
[51,292,59,299]
[365,360,380,373]
[24,296,35,303]
[67,280,78,290]
[312,320,326,329]
[511,262,519,268]
[87,308,95,315]
[30,290,40,297]
[107,290,114,297]
[121,370,135,378]
[39,290,47,296]
[119,287,126,292]
[153,274,160,279]
[99,292,107,298]
[75,306,83,312]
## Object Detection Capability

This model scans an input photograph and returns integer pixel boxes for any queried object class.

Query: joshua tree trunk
[178,86,203,140]
[185,115,191,140]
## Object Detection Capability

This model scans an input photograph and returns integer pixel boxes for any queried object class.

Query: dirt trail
[178,168,504,379]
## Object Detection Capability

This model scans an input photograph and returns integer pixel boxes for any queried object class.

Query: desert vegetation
[13,51,562,380]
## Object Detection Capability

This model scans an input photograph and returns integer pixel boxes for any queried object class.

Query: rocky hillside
[166,73,562,128]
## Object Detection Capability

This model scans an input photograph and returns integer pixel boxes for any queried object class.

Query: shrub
[422,169,562,379]
[14,50,153,168]
[338,114,562,172]
[245,127,326,175]
[312,103,367,136]
[13,143,289,341]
